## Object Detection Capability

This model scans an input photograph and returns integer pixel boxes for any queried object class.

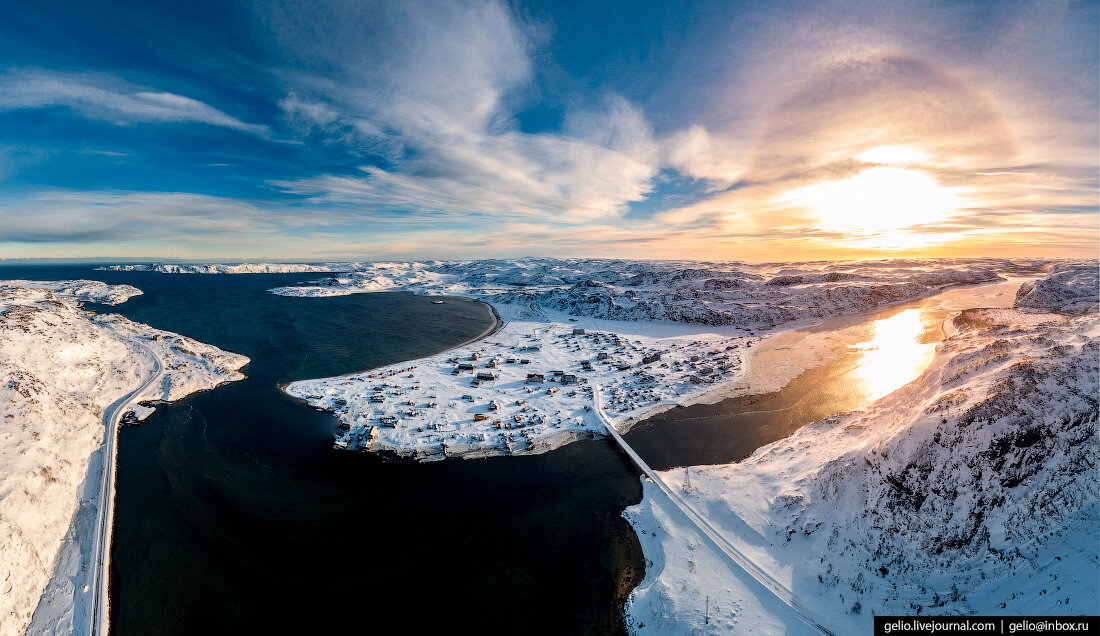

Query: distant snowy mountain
[97,263,347,274]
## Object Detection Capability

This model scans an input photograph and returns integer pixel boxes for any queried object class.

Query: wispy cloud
[264,0,659,222]
[0,69,269,136]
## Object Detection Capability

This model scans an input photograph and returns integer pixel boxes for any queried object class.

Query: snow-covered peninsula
[0,280,249,636]
[624,263,1099,633]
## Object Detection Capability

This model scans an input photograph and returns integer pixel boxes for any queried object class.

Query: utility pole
[705,595,709,625]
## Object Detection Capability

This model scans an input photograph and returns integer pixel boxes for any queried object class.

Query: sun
[789,166,962,234]
[784,146,964,237]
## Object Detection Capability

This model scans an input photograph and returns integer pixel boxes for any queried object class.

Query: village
[284,318,754,460]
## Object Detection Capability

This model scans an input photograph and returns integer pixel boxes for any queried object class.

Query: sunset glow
[0,1,1095,261]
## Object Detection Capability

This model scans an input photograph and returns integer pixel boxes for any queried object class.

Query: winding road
[592,384,837,636]
[86,343,162,636]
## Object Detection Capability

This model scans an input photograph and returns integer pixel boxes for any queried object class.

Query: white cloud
[264,0,659,222]
[0,69,268,135]
[274,115,656,221]
[663,125,750,189]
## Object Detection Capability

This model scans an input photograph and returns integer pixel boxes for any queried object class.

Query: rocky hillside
[629,265,1098,632]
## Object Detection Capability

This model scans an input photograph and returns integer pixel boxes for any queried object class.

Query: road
[87,343,162,636]
[592,384,837,636]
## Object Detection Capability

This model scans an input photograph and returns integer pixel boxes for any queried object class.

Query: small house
[560,374,578,385]
[525,374,545,384]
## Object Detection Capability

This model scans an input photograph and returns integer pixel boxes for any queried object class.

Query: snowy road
[593,384,837,636]
[86,343,163,636]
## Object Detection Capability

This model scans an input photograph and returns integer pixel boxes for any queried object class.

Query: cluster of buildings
[291,319,751,460]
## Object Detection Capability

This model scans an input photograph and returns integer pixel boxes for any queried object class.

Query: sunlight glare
[788,167,962,234]
[852,308,936,401]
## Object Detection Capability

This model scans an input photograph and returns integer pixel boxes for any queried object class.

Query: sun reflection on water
[852,308,937,401]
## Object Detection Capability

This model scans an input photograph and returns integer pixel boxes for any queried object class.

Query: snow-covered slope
[97,262,347,274]
[1013,262,1098,314]
[0,281,249,636]
[625,265,1099,633]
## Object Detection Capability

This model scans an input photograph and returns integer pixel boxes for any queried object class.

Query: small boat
[431,300,445,304]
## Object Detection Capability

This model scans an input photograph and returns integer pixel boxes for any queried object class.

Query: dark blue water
[2,266,643,635]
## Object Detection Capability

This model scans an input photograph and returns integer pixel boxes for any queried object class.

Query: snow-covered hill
[625,264,1099,633]
[0,281,249,636]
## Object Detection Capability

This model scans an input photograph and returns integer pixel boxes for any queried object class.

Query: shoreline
[276,293,502,397]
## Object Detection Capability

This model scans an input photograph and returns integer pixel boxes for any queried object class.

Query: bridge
[592,384,836,636]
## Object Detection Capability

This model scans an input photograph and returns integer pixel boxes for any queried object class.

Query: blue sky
[0,0,1096,261]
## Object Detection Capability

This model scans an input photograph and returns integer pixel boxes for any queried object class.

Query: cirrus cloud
[0,69,269,136]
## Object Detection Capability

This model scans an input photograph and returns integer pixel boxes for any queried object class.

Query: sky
[0,0,1096,262]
